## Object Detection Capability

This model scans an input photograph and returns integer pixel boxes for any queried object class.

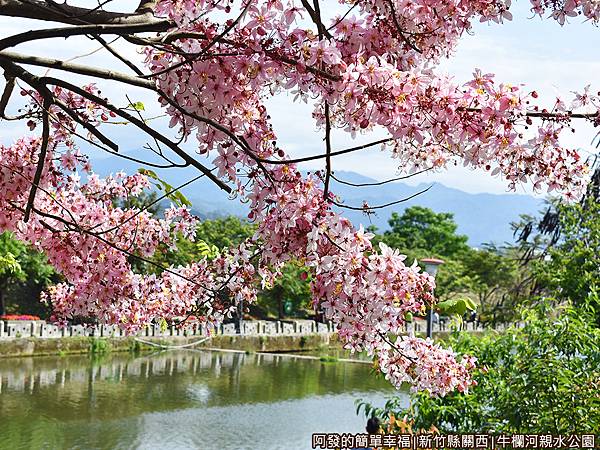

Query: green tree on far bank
[259,262,312,318]
[0,232,56,316]
[370,207,523,322]
[378,206,470,260]
[527,197,600,324]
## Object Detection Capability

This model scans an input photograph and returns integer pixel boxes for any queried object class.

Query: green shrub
[299,335,308,348]
[357,302,600,433]
[88,337,111,355]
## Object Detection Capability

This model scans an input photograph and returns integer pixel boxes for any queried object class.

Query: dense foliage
[531,198,600,324]
[371,207,525,323]
[0,232,55,317]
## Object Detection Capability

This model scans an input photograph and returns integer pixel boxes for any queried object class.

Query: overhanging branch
[0,0,171,26]
[0,22,172,51]
[0,51,155,89]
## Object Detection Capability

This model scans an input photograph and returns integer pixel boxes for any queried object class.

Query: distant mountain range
[89,157,544,246]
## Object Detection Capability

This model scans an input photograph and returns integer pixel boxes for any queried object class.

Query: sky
[1,1,599,196]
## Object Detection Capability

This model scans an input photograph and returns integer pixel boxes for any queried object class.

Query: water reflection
[0,350,404,450]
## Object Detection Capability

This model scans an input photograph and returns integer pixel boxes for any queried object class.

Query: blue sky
[0,1,598,196]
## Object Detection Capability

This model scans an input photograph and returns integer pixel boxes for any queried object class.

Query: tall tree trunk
[0,287,5,316]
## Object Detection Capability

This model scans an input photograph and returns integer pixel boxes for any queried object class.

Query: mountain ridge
[89,157,544,246]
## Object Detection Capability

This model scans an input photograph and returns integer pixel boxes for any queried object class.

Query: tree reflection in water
[0,350,403,449]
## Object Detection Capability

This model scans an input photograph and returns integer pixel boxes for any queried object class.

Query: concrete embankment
[0,333,339,358]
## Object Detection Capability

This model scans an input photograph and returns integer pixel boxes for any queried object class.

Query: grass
[319,355,339,363]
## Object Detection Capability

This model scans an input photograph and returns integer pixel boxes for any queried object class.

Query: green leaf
[138,168,158,179]
[436,297,477,316]
[196,240,218,257]
[138,168,192,208]
[0,252,22,276]
[172,190,192,207]
[129,101,145,111]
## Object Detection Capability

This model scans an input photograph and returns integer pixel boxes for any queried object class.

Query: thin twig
[332,184,433,211]
[330,167,433,187]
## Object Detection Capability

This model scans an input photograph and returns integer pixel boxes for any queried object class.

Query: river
[0,350,406,450]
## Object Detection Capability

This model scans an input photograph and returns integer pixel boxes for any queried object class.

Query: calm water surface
[0,350,405,450]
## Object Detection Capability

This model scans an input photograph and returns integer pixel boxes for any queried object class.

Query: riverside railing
[0,318,517,340]
[0,319,334,340]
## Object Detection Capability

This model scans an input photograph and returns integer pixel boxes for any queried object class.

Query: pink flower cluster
[531,0,600,25]
[244,166,473,394]
[325,67,590,197]
[1,0,597,395]
[150,0,592,198]
[142,0,595,393]
[378,337,478,395]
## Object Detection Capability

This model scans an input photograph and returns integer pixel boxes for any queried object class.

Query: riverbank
[0,332,340,358]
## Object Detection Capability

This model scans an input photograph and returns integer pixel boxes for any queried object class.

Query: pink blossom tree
[0,0,597,395]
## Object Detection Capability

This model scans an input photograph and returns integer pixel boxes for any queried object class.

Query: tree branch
[259,138,393,165]
[330,167,433,187]
[0,73,14,118]
[54,99,120,151]
[0,56,231,193]
[135,0,158,14]
[323,101,333,200]
[44,76,232,193]
[0,0,171,26]
[332,184,433,211]
[300,0,333,39]
[24,97,51,222]
[90,35,145,76]
[0,51,155,89]
[0,22,172,51]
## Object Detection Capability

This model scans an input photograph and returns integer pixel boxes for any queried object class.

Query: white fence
[0,319,335,340]
[0,318,516,340]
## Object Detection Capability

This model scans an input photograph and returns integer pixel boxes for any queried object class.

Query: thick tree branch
[0,73,14,118]
[0,22,172,51]
[135,0,158,14]
[323,101,333,200]
[0,0,171,26]
[0,51,155,89]
[0,56,231,193]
